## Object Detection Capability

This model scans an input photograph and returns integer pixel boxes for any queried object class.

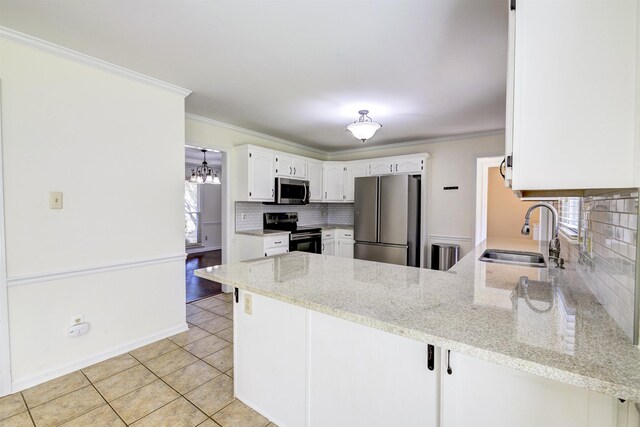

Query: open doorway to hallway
[185,146,224,302]
[475,156,543,245]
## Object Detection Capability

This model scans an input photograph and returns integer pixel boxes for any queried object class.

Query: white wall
[1,38,188,390]
[329,133,505,261]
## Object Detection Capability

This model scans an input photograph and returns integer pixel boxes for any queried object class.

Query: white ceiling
[0,0,508,152]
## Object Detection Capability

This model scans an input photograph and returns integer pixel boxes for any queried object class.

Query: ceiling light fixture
[189,149,221,184]
[346,110,382,143]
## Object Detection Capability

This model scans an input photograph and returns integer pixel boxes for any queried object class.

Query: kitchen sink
[479,249,547,268]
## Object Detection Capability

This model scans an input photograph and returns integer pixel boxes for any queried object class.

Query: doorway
[475,156,542,245]
[184,146,226,303]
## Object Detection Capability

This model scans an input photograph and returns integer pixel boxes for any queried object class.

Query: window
[557,197,580,239]
[185,181,201,246]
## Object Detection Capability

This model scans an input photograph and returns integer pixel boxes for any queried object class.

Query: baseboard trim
[11,322,188,393]
[7,253,187,287]
[187,246,222,255]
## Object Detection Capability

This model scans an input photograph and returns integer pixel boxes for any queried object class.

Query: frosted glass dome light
[347,110,382,143]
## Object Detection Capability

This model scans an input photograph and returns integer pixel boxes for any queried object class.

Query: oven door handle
[290,232,322,241]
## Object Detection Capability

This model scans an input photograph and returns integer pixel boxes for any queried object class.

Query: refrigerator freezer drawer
[354,243,408,266]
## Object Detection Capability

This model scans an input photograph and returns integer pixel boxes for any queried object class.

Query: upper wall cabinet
[505,0,640,191]
[307,160,324,202]
[276,154,307,179]
[236,146,275,202]
[369,159,395,176]
[344,162,368,202]
[235,145,429,203]
[323,162,346,202]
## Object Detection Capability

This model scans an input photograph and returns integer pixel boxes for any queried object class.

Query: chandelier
[189,149,221,184]
[346,110,382,143]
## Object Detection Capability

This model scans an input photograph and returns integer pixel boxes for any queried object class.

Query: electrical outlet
[205,235,208,241]
[49,191,63,209]
[244,294,252,315]
[71,315,84,325]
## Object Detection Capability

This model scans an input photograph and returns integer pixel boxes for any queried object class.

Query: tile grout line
[77,370,130,426]
[18,392,36,427]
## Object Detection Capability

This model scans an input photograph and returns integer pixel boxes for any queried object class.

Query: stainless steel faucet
[521,202,564,268]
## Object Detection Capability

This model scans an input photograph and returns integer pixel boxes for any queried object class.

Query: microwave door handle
[303,182,308,202]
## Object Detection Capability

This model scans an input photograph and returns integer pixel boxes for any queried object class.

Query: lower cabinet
[321,238,335,256]
[322,229,354,258]
[235,291,625,427]
[236,234,289,260]
[440,351,620,427]
[308,311,439,427]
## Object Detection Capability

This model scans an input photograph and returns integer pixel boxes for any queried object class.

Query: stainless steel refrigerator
[354,174,421,267]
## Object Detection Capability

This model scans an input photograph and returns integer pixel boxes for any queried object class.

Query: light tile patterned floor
[0,294,277,427]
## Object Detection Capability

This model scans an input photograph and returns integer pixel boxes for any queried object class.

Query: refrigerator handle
[376,177,381,243]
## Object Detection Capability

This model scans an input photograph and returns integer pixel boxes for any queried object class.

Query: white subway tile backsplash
[235,202,354,231]
[576,190,638,340]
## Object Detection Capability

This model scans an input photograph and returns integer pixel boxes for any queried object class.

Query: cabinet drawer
[264,234,289,249]
[322,230,336,239]
[337,229,354,240]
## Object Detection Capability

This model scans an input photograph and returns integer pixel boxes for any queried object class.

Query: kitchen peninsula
[196,239,640,427]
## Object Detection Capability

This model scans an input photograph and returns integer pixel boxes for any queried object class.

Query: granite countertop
[235,229,291,237]
[195,238,640,401]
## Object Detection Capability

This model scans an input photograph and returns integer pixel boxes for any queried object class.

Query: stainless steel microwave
[268,177,310,205]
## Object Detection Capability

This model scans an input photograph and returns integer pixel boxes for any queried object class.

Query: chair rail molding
[6,253,187,287]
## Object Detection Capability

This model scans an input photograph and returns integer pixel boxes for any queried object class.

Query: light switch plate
[244,294,252,315]
[49,192,63,209]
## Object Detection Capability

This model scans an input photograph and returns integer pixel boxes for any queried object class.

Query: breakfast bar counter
[196,238,640,426]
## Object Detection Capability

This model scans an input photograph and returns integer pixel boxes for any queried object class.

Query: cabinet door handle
[447,350,453,375]
[325,192,327,199]
[290,167,292,175]
[234,288,239,303]
[322,243,325,251]
[264,252,267,257]
[390,164,393,172]
[427,345,434,371]
[395,164,398,172]
[274,241,282,244]
[294,167,296,175]
[344,234,351,237]
[272,188,274,197]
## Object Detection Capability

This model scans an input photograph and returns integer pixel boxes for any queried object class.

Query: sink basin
[479,249,547,268]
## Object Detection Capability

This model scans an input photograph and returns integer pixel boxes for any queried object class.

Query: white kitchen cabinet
[395,157,425,174]
[235,146,275,202]
[236,233,289,261]
[307,160,323,202]
[322,238,335,256]
[368,159,394,176]
[440,350,618,427]
[506,0,639,191]
[275,154,306,179]
[336,239,354,258]
[308,310,439,427]
[235,290,308,427]
[323,162,345,202]
[343,162,368,202]
[336,229,354,258]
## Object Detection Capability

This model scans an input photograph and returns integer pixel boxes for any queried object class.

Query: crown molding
[326,129,505,157]
[0,26,191,97]
[186,112,504,158]
[185,113,329,156]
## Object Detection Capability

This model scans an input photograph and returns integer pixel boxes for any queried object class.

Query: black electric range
[264,212,322,254]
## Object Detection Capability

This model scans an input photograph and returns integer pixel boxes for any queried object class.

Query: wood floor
[186,250,222,303]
